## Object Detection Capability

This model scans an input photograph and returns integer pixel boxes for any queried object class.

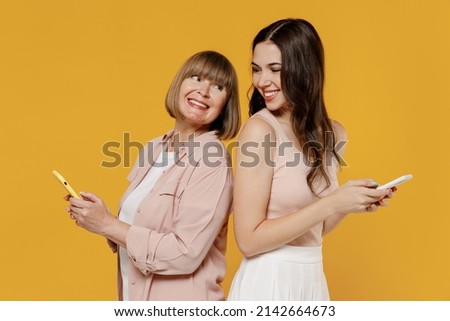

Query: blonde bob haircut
[165,51,241,140]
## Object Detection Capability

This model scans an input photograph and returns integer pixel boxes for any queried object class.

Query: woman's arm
[233,118,391,257]
[123,161,232,276]
[322,120,349,236]
[69,159,232,276]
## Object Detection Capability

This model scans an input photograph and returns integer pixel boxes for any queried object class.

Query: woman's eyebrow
[251,62,282,67]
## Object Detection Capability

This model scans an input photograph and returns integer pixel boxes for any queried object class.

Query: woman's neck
[172,122,208,141]
[270,107,292,127]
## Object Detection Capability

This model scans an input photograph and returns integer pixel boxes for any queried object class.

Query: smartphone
[376,174,413,190]
[52,170,80,198]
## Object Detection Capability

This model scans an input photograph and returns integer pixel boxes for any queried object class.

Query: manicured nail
[370,181,378,186]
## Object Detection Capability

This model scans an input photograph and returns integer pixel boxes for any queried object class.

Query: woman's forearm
[322,212,348,236]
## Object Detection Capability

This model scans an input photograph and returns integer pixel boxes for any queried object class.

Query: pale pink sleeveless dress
[228,108,339,301]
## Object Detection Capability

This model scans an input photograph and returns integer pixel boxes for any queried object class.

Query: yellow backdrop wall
[1,0,449,300]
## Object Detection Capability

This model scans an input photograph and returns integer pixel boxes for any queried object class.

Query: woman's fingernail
[371,180,378,186]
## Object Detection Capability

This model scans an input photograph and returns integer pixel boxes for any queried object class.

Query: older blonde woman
[65,51,240,300]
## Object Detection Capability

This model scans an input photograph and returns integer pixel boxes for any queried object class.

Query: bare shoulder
[330,119,347,141]
[238,116,276,143]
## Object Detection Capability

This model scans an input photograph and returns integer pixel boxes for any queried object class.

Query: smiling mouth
[188,98,209,109]
[263,90,279,99]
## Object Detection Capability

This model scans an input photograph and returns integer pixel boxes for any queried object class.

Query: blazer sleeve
[125,156,233,276]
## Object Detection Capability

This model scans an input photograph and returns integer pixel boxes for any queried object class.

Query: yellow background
[1,0,449,300]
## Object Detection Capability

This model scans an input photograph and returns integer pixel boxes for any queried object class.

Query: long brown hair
[249,18,339,194]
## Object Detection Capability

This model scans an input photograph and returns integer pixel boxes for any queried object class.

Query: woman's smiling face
[252,40,289,113]
[176,75,227,130]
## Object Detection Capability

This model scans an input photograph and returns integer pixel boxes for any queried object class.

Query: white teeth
[189,99,208,109]
[264,91,278,97]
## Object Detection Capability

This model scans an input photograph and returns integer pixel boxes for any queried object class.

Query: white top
[118,146,175,300]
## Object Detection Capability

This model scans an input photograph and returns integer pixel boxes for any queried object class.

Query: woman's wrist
[101,216,129,248]
[99,214,118,238]
[317,193,340,218]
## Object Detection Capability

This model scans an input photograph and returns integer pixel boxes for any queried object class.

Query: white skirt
[228,245,329,301]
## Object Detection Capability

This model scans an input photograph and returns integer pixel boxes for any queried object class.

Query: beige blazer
[115,130,233,300]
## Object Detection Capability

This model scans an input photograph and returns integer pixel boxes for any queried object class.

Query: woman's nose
[256,73,272,88]
[197,81,210,97]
